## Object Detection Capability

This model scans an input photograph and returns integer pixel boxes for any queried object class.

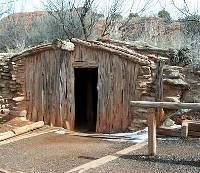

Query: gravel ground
[0,129,199,173]
[0,131,132,173]
[88,138,200,173]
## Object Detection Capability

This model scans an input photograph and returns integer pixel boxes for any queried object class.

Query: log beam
[130,101,200,110]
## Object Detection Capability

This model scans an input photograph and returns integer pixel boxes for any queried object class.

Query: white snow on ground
[160,124,182,129]
[157,137,180,141]
[54,126,181,143]
[55,129,66,135]
[104,127,148,144]
[104,126,181,143]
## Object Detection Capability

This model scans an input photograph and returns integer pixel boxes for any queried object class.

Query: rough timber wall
[11,43,152,133]
[12,49,75,130]
[73,45,150,132]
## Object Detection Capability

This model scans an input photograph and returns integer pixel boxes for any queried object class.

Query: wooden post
[155,60,164,127]
[181,121,188,138]
[155,60,164,101]
[147,108,156,156]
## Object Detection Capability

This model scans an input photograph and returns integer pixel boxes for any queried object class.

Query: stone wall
[183,67,200,103]
[181,67,200,121]
[163,65,189,103]
[129,57,193,130]
[0,54,21,116]
[129,59,156,130]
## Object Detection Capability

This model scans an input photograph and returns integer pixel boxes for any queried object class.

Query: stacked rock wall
[0,54,21,115]
[163,65,189,103]
[130,59,156,130]
[181,67,200,121]
[183,67,200,103]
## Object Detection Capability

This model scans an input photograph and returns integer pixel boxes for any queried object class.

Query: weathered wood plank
[155,60,164,126]
[73,61,98,68]
[157,127,181,137]
[32,55,38,122]
[130,101,200,109]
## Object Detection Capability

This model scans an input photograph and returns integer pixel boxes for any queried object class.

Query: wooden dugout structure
[130,101,200,156]
[11,39,152,133]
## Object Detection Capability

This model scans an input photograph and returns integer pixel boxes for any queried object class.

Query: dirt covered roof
[98,38,172,58]
[10,38,172,66]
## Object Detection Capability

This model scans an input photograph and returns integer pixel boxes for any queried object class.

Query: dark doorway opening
[75,68,98,132]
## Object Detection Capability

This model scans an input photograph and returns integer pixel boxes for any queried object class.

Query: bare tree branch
[44,0,98,40]
[171,0,193,17]
[101,0,124,37]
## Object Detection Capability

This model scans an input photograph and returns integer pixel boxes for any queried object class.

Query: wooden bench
[181,120,200,138]
[130,101,200,156]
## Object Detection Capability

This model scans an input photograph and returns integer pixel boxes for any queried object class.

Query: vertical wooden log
[181,121,188,138]
[147,108,156,156]
[155,60,164,127]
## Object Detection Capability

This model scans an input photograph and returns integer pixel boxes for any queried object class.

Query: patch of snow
[55,129,66,135]
[104,127,182,143]
[160,124,181,129]
[157,137,180,141]
[104,127,148,144]
[102,139,129,143]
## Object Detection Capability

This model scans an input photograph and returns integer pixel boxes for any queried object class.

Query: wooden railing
[130,101,200,156]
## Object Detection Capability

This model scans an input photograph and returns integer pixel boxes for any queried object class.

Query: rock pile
[163,65,189,103]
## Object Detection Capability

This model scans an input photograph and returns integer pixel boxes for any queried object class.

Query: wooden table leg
[147,108,156,156]
[181,121,188,138]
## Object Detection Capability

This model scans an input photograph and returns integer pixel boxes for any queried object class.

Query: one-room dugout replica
[11,39,156,133]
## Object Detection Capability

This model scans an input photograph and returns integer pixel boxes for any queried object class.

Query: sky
[13,0,200,19]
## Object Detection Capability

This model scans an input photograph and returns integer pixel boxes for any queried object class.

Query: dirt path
[0,130,134,173]
[87,138,200,173]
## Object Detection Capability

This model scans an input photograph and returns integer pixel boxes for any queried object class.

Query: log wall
[74,45,142,132]
[10,44,153,133]
[12,50,75,130]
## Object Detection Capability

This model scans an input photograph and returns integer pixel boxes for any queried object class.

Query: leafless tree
[0,0,15,18]
[100,0,124,38]
[44,0,155,40]
[109,0,155,40]
[0,14,29,52]
[171,0,195,17]
[171,0,200,65]
[44,0,99,40]
[0,0,30,52]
